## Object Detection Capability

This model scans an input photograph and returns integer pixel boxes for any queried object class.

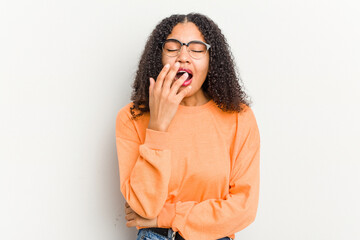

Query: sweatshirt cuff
[157,202,176,228]
[144,128,170,150]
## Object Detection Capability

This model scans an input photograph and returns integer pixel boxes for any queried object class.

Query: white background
[1,0,359,239]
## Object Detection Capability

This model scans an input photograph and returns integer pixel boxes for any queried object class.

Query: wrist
[148,121,168,132]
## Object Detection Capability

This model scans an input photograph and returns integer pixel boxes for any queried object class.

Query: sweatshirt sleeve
[157,107,260,240]
[115,109,172,219]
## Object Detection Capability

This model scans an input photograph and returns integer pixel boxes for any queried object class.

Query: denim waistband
[136,228,233,240]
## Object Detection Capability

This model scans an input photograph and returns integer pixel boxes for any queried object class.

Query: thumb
[149,77,154,92]
[177,85,192,101]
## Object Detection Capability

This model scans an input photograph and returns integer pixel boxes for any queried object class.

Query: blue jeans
[136,228,233,240]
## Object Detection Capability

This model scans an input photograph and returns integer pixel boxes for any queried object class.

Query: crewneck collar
[177,99,216,114]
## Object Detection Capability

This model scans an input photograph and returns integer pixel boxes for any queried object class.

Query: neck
[180,90,211,107]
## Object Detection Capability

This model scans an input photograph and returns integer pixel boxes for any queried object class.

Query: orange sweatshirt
[115,99,260,240]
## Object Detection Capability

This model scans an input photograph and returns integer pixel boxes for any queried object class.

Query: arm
[157,107,260,240]
[116,109,172,219]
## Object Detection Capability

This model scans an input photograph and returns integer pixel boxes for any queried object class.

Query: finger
[125,212,135,221]
[163,62,180,89]
[149,77,154,98]
[169,72,189,96]
[125,207,132,214]
[175,84,192,102]
[126,219,137,228]
[125,204,134,212]
[162,62,181,91]
[154,63,170,92]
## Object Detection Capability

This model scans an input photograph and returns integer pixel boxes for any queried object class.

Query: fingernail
[164,63,170,68]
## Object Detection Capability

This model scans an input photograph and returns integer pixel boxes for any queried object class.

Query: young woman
[115,13,261,240]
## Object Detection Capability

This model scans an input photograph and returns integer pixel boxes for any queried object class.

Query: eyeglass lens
[163,40,207,59]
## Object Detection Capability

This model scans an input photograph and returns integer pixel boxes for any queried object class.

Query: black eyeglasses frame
[161,38,211,59]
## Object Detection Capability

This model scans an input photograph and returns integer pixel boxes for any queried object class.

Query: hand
[124,202,158,228]
[148,62,192,132]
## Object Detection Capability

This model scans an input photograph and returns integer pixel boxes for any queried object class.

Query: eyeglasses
[161,38,211,59]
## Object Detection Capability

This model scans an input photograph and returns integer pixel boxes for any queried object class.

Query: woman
[115,13,260,240]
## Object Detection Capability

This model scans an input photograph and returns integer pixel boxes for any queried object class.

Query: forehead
[166,22,205,42]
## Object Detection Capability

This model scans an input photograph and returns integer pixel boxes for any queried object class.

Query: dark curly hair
[129,12,251,120]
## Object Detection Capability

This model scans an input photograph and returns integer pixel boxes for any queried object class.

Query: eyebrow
[166,38,205,42]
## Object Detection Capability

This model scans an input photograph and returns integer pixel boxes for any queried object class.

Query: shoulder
[238,104,256,121]
[236,104,259,132]
[115,102,139,139]
[116,102,135,126]
[115,102,149,131]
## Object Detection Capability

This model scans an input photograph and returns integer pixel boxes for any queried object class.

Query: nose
[176,45,190,63]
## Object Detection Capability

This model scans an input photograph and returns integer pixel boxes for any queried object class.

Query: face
[162,22,210,99]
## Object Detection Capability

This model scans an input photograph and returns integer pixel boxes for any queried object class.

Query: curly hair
[129,12,251,120]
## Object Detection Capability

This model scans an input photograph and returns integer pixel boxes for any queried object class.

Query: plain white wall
[1,0,359,239]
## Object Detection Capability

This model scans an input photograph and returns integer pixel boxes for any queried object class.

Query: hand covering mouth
[175,68,193,81]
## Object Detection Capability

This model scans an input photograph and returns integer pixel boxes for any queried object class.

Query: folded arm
[116,111,172,219]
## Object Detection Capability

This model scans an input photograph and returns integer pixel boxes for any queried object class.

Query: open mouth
[175,71,193,81]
